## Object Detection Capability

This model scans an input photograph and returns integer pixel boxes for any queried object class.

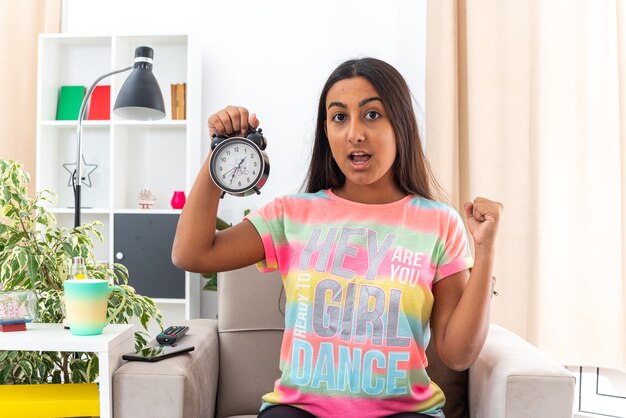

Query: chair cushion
[218,264,285,332]
[425,340,469,418]
[217,330,283,418]
[217,266,285,418]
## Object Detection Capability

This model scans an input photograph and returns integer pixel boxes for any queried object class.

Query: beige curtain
[0,0,61,195]
[426,0,626,372]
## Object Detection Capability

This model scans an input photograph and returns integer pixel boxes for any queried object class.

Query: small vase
[171,191,186,209]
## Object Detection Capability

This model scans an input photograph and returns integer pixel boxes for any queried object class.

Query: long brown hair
[303,57,443,201]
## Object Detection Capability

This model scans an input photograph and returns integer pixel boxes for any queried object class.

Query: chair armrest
[469,324,575,418]
[113,319,219,418]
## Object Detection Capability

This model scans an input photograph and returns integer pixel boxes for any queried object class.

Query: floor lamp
[73,46,166,228]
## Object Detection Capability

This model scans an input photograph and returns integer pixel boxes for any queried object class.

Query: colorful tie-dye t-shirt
[245,189,474,418]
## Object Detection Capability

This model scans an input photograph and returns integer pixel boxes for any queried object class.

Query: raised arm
[431,197,503,371]
[171,106,265,273]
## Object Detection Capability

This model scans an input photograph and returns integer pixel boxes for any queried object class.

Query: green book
[56,85,86,120]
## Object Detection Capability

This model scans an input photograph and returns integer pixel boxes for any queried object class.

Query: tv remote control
[157,325,189,345]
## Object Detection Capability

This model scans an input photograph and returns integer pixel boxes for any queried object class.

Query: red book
[0,322,26,332]
[87,85,110,120]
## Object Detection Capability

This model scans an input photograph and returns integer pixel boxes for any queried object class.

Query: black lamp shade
[113,46,166,121]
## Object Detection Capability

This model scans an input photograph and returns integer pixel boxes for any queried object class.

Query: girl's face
[325,76,400,201]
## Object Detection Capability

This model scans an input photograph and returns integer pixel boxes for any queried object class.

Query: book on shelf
[170,83,186,120]
[56,86,86,120]
[87,85,110,120]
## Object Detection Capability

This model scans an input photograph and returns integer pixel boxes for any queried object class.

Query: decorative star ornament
[63,155,98,188]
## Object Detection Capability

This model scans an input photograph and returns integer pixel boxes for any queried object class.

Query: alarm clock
[209,125,270,198]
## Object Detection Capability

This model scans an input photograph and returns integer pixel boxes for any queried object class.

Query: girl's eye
[332,113,346,122]
[365,110,380,120]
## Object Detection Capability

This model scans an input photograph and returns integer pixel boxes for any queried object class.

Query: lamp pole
[73,66,131,228]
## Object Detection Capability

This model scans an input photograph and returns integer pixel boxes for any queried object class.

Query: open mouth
[349,151,371,166]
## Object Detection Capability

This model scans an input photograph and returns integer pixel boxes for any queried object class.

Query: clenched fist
[463,197,503,251]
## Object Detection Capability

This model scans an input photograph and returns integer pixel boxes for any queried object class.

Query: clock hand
[224,156,246,176]
[229,156,248,184]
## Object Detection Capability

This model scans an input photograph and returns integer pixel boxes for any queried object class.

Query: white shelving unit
[35,33,202,322]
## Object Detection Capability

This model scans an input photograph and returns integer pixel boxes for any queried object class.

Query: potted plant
[0,159,162,384]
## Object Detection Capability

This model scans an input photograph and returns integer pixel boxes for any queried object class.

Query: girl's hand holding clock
[207,106,269,198]
[207,105,259,138]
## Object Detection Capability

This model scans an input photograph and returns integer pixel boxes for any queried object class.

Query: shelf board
[151,298,186,305]
[47,208,183,215]
[113,209,182,215]
[49,207,110,215]
[40,120,187,128]
[39,33,112,46]
[40,120,110,127]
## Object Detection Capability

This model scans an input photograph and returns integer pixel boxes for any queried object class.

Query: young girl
[172,58,502,418]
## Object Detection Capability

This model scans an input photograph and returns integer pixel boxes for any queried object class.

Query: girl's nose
[347,120,365,143]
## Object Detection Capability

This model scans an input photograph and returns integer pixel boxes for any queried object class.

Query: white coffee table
[0,322,136,418]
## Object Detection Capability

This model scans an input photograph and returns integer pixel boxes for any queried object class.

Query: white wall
[62,0,426,318]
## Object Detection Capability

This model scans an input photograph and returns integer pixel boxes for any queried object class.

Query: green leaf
[134,332,149,351]
[0,262,12,283]
[204,272,218,291]
[216,216,232,230]
[16,249,27,269]
[52,370,61,384]
[71,366,85,383]
[19,360,33,379]
[1,362,13,384]
[62,241,74,254]
[37,362,47,380]
[86,355,98,382]
[27,255,38,288]
[203,282,218,291]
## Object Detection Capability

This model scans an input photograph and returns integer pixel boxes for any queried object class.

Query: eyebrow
[327,96,383,110]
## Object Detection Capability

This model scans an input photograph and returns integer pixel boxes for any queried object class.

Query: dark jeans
[257,405,432,418]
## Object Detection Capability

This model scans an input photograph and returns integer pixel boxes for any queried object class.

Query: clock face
[209,138,268,195]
